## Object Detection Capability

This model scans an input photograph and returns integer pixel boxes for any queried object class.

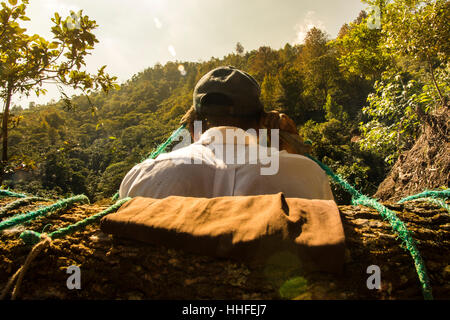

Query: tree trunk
[428,59,445,106]
[0,198,449,300]
[1,82,12,164]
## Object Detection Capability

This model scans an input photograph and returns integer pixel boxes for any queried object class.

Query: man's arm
[118,161,151,199]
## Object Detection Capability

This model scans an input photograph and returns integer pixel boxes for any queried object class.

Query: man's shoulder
[278,151,327,174]
[278,150,314,163]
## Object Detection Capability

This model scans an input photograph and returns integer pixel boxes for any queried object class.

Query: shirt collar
[196,126,259,146]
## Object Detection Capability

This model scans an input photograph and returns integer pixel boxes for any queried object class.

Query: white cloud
[43,0,80,15]
[293,11,327,44]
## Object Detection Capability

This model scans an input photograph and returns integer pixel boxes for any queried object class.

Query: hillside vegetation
[2,1,449,204]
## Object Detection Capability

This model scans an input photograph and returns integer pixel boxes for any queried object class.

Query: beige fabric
[100,193,345,274]
[119,127,334,200]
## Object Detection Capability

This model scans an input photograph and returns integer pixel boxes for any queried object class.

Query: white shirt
[119,127,334,200]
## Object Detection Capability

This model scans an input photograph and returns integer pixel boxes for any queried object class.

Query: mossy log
[0,197,449,300]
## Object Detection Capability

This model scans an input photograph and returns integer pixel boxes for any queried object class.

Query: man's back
[119,127,334,200]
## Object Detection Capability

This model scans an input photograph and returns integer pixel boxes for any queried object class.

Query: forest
[1,0,448,204]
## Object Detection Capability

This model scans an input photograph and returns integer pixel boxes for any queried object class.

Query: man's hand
[260,110,297,134]
[260,111,311,155]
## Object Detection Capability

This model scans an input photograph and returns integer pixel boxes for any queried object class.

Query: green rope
[145,124,186,161]
[398,196,450,213]
[305,154,433,300]
[20,197,131,245]
[0,189,27,199]
[398,189,450,203]
[425,197,450,213]
[0,197,47,218]
[0,195,89,232]
[352,195,433,299]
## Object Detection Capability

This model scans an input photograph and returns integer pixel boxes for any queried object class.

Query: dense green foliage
[357,0,450,164]
[0,0,117,179]
[2,0,448,204]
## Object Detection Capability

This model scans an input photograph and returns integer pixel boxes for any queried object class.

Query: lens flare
[178,64,186,76]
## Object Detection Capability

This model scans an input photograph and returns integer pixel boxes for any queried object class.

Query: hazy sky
[13,0,367,107]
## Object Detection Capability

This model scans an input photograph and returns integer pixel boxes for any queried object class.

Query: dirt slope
[376,108,449,201]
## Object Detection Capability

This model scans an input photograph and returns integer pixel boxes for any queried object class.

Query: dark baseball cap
[193,66,264,117]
